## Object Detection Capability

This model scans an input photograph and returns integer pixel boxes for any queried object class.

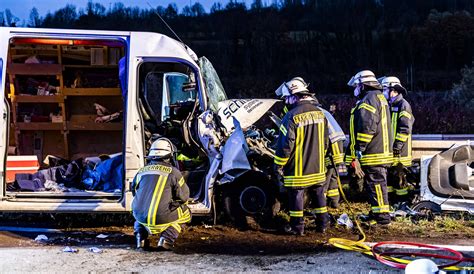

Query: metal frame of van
[0,27,208,213]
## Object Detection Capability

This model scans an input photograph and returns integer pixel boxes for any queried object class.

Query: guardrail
[412,134,473,160]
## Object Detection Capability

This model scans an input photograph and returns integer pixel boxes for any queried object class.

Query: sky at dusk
[1,0,257,22]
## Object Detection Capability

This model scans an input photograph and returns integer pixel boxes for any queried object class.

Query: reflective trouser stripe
[372,205,390,213]
[289,210,304,217]
[312,207,328,214]
[327,189,339,197]
[395,188,408,196]
[375,184,384,207]
[387,186,394,193]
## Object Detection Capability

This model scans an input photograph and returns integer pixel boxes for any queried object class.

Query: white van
[0,27,280,221]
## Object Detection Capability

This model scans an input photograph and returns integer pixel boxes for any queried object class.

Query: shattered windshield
[199,56,227,112]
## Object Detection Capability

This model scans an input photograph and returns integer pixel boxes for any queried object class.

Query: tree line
[1,0,473,132]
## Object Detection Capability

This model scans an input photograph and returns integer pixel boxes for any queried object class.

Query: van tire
[221,175,277,228]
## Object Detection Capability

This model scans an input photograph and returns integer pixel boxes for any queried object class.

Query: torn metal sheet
[217,99,279,132]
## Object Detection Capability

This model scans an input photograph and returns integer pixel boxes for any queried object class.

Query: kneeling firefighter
[380,76,415,203]
[131,138,191,250]
[274,77,329,235]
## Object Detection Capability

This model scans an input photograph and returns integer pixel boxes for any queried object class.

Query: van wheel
[222,179,276,229]
[412,201,442,221]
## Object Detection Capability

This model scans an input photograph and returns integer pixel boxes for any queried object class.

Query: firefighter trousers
[134,221,181,244]
[308,184,330,228]
[323,168,340,208]
[387,164,409,203]
[288,188,305,234]
[362,166,391,224]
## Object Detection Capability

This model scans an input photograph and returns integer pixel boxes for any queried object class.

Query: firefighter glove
[393,141,403,157]
[272,165,285,193]
[350,159,365,179]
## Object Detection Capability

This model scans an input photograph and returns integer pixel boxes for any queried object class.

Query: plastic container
[6,155,40,182]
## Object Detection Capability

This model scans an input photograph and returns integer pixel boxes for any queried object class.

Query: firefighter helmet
[405,259,443,274]
[347,70,382,89]
[148,138,177,158]
[379,76,407,95]
[285,77,312,96]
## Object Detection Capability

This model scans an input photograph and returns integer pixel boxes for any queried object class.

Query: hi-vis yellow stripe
[289,210,304,217]
[149,175,168,226]
[399,111,412,119]
[319,122,324,173]
[375,184,384,207]
[349,107,356,159]
[274,155,289,166]
[391,112,398,140]
[396,133,409,142]
[178,177,185,187]
[279,124,288,136]
[380,100,389,154]
[359,103,376,113]
[295,126,304,176]
[147,176,164,226]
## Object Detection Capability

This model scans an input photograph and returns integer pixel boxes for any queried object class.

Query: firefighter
[323,140,344,208]
[131,138,191,251]
[346,70,393,225]
[273,77,329,235]
[380,76,414,203]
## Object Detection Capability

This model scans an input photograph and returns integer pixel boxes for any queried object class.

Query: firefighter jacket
[345,89,394,166]
[325,140,345,167]
[390,94,414,166]
[274,100,329,188]
[131,162,191,234]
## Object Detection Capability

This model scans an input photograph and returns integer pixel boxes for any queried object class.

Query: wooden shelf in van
[67,121,122,131]
[16,122,64,131]
[7,63,62,75]
[13,95,64,103]
[62,88,121,96]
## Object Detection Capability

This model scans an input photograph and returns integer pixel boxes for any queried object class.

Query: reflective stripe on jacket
[131,162,191,234]
[345,90,394,166]
[390,95,414,166]
[274,100,329,188]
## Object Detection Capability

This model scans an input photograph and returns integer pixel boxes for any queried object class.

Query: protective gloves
[272,164,286,193]
[350,158,365,179]
[393,141,403,157]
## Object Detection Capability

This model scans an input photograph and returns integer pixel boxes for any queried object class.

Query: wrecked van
[0,27,280,220]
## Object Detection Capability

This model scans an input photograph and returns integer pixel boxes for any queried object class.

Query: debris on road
[337,213,353,229]
[63,246,78,253]
[34,235,48,242]
[89,247,102,253]
[96,234,108,239]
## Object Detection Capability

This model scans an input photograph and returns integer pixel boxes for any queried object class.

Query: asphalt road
[0,246,396,272]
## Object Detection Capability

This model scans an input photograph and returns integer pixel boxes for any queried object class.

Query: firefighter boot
[135,233,144,251]
[157,237,174,251]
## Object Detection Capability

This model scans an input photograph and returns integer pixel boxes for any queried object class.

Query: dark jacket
[390,94,414,166]
[131,162,191,233]
[345,89,394,166]
[274,100,329,188]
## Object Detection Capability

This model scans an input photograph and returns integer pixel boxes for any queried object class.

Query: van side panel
[0,28,9,198]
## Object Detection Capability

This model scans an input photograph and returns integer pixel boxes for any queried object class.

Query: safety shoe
[283,225,305,236]
[157,237,174,251]
[135,233,149,251]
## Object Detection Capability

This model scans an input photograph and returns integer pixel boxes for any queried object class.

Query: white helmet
[275,77,312,98]
[405,259,444,274]
[148,138,177,158]
[347,70,382,89]
[379,76,407,95]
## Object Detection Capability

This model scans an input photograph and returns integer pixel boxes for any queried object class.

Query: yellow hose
[327,169,474,271]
